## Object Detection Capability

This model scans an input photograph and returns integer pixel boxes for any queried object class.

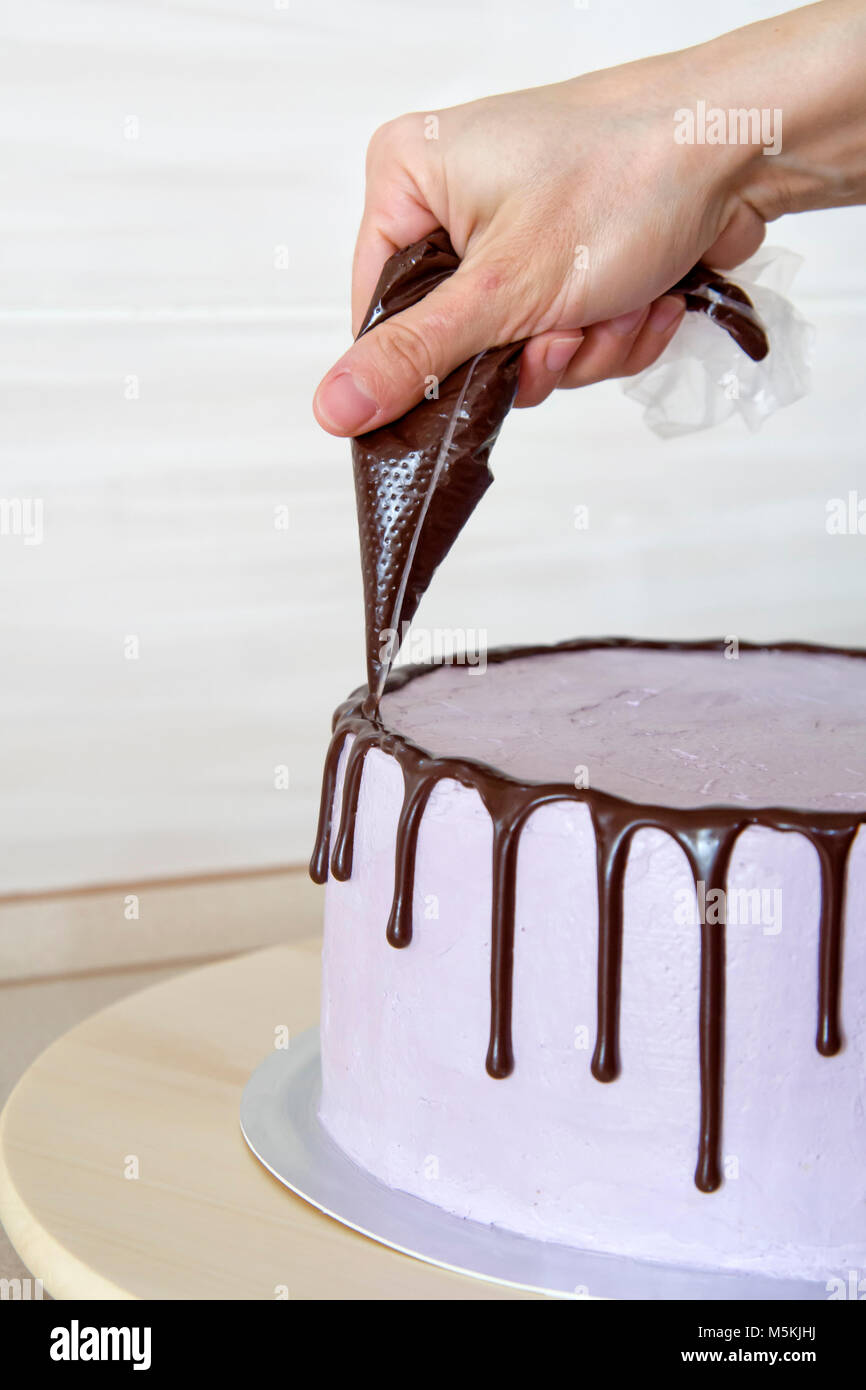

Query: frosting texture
[313,640,866,1196]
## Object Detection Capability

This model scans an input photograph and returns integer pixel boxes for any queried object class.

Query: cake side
[314,642,866,1281]
[319,736,866,1280]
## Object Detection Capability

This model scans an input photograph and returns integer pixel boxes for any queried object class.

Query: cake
[312,640,866,1281]
[307,233,861,1283]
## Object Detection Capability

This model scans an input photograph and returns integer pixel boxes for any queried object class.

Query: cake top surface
[379,644,866,811]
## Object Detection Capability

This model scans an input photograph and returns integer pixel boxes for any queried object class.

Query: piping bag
[352,229,768,706]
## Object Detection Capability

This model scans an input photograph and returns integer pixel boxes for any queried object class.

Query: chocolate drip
[486,817,520,1080]
[331,730,380,882]
[590,804,640,1085]
[309,728,348,885]
[310,638,864,1192]
[672,823,740,1195]
[813,825,858,1056]
[387,767,435,949]
[484,787,560,1081]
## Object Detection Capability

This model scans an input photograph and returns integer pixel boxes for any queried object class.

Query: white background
[2,0,864,895]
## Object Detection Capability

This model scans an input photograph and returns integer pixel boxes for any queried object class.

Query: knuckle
[365,123,394,170]
[564,366,601,389]
[377,316,437,388]
[477,263,506,296]
[366,114,414,166]
[467,250,555,343]
[620,346,657,378]
[469,254,513,305]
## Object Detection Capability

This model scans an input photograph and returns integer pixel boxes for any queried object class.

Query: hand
[313,1,866,437]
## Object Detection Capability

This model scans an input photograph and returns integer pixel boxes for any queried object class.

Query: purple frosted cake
[309,234,864,1284]
[313,640,866,1281]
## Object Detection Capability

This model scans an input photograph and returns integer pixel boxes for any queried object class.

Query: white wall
[2,0,864,895]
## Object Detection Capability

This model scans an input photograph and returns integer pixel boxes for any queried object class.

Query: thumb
[313,264,506,437]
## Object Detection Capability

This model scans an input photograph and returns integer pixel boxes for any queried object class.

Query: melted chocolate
[352,230,523,701]
[311,639,865,1194]
[672,263,770,362]
[351,233,768,701]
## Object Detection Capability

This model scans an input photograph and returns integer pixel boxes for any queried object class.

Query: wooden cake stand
[0,941,538,1300]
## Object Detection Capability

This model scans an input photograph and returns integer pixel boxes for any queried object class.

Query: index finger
[351,120,442,335]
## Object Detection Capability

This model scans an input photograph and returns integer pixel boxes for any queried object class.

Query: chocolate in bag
[672,263,769,362]
[352,230,523,702]
[352,230,768,701]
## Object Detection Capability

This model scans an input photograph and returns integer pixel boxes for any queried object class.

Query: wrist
[678,2,866,220]
[660,42,773,213]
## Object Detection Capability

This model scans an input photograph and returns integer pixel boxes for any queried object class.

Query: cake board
[240,1027,828,1302]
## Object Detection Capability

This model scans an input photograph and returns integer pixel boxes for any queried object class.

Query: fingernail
[609,306,648,336]
[648,295,686,334]
[315,370,378,433]
[544,335,584,374]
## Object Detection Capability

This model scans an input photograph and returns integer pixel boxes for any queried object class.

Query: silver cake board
[239,1028,826,1301]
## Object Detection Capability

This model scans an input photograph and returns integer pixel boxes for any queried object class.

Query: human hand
[314,55,762,433]
[313,1,866,436]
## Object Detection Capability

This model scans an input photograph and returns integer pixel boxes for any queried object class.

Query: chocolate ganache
[313,234,850,1196]
[312,641,865,1194]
